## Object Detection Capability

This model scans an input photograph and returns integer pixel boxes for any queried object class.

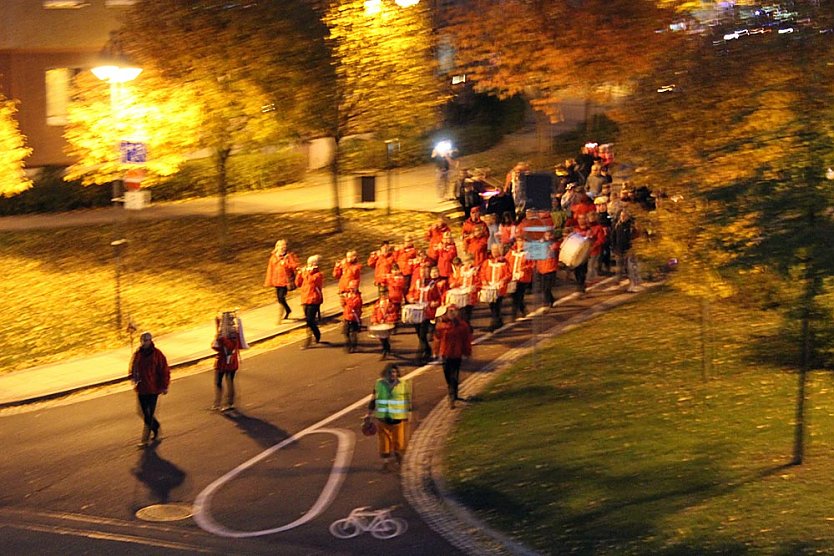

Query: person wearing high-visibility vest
[365,364,411,470]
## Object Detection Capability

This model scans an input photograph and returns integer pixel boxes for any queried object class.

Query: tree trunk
[216,148,231,257]
[330,142,343,233]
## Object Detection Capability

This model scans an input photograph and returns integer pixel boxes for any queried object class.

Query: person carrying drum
[479,243,512,332]
[365,364,412,470]
[536,229,561,307]
[296,255,324,349]
[370,291,398,359]
[406,263,443,363]
[435,231,458,281]
[341,280,363,353]
[507,236,535,320]
[447,254,480,324]
[433,305,473,409]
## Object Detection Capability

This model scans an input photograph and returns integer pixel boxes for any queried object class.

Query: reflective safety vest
[374,379,410,420]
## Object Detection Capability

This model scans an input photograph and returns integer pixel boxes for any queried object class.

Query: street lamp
[92,57,141,331]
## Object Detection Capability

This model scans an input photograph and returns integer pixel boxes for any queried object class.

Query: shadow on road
[222,410,289,449]
[132,445,186,504]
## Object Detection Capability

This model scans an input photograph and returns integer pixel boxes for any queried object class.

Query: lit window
[45,68,79,126]
[43,1,90,8]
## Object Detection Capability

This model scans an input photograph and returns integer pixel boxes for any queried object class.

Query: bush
[0,166,111,215]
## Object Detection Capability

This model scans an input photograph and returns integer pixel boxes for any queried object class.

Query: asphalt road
[0,278,630,555]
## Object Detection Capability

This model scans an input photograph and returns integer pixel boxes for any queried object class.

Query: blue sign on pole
[119,141,147,164]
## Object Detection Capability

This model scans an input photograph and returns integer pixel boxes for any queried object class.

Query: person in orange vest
[368,240,395,296]
[341,280,363,353]
[407,263,443,363]
[296,255,324,349]
[479,243,511,332]
[263,239,299,323]
[536,229,561,307]
[333,249,362,294]
[435,231,458,280]
[433,304,473,409]
[507,236,535,320]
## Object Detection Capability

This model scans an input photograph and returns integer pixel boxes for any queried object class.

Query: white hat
[307,255,319,266]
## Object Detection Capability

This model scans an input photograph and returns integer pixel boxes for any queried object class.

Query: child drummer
[370,291,399,360]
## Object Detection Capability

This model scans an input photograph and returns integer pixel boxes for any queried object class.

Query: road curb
[401,282,661,555]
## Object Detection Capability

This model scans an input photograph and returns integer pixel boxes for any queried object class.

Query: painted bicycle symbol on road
[329,506,408,539]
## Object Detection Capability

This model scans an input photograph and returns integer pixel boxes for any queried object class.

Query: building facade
[0,1,133,167]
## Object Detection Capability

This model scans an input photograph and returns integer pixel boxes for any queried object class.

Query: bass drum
[558,233,592,268]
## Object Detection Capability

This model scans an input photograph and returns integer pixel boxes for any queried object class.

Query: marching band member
[368,240,395,296]
[263,239,299,323]
[296,255,324,349]
[385,264,407,313]
[435,231,458,280]
[212,312,243,411]
[394,235,417,291]
[370,291,399,359]
[407,263,443,363]
[426,215,451,260]
[479,243,511,332]
[507,236,535,320]
[341,280,363,353]
[461,207,488,252]
[448,254,480,323]
[408,247,431,285]
[333,249,362,294]
[536,229,561,307]
[465,218,489,267]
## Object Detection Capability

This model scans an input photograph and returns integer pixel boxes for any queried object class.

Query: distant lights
[91,65,142,83]
[365,0,419,15]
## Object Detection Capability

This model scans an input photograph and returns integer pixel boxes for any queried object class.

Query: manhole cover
[135,503,193,522]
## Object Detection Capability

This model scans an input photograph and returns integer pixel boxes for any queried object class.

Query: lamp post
[385,138,399,216]
[92,60,141,331]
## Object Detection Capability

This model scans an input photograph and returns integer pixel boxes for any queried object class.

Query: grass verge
[0,209,435,374]
[445,287,834,555]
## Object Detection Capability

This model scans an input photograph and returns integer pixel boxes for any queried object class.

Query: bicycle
[329,506,408,539]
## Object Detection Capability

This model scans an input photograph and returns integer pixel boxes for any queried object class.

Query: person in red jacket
[333,249,362,294]
[385,264,407,310]
[370,292,398,359]
[584,211,608,283]
[368,240,395,296]
[211,311,243,411]
[448,254,480,323]
[426,215,451,260]
[434,304,473,409]
[479,244,512,331]
[407,264,443,363]
[507,236,535,319]
[394,236,417,291]
[341,280,363,353]
[129,331,170,447]
[461,207,488,252]
[296,255,324,349]
[435,231,458,280]
[263,239,299,323]
[535,229,561,307]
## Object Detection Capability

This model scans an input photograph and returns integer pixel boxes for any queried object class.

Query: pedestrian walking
[128,331,170,447]
[212,311,245,411]
[433,305,473,409]
[296,255,324,349]
[264,239,299,323]
[365,364,412,470]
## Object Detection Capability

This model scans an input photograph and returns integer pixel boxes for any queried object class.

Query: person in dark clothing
[129,332,170,447]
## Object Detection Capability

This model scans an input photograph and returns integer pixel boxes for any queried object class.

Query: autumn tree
[323,0,447,230]
[64,67,203,186]
[445,0,683,127]
[0,95,32,197]
[615,10,834,464]
[118,0,329,246]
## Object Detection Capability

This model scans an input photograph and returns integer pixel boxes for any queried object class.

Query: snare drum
[368,323,394,339]
[446,287,471,308]
[558,232,592,268]
[401,303,426,324]
[478,285,499,304]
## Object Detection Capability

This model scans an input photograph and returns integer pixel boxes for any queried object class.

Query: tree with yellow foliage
[0,96,33,197]
[324,0,447,229]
